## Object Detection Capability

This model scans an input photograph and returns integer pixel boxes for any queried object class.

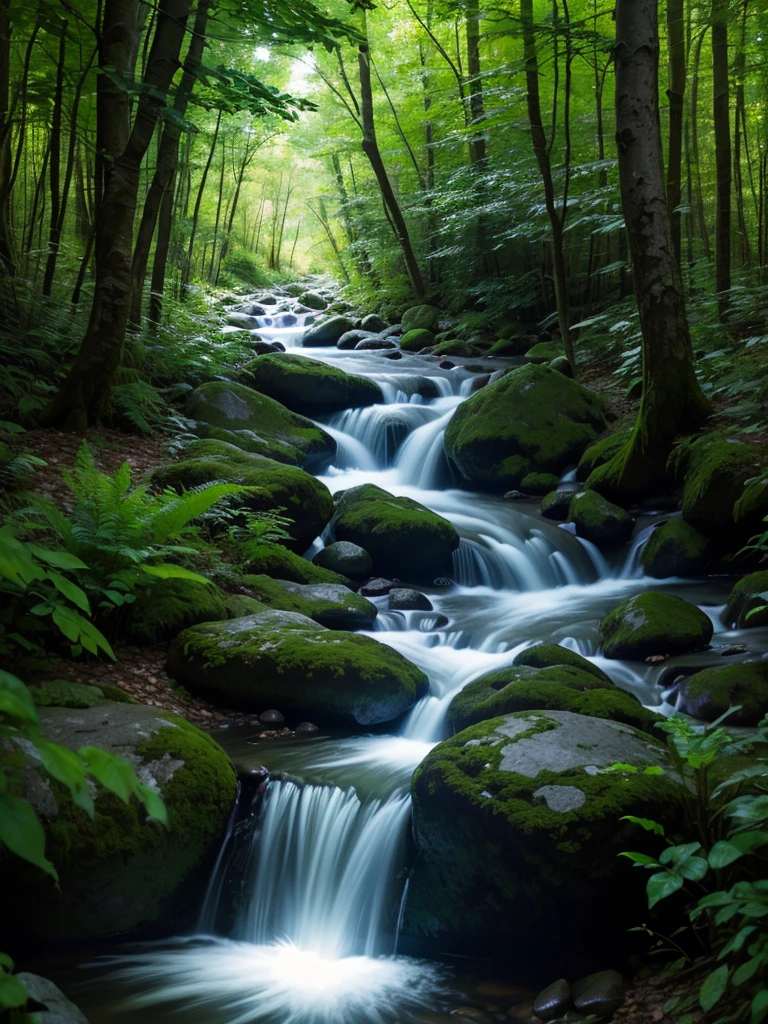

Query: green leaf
[700,965,729,1013]
[752,988,768,1023]
[0,670,39,724]
[618,851,659,866]
[51,605,81,643]
[36,741,94,817]
[25,545,88,571]
[0,953,14,971]
[47,571,91,613]
[647,871,684,908]
[78,746,140,804]
[621,815,666,836]
[0,969,29,1010]
[140,564,214,585]
[732,954,765,986]
[136,784,168,826]
[0,791,57,879]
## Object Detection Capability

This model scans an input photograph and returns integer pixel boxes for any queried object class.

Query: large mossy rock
[4,705,237,940]
[245,353,382,416]
[119,577,228,644]
[448,664,658,733]
[400,329,435,352]
[722,571,768,629]
[302,315,355,346]
[669,661,768,726]
[444,364,606,491]
[680,439,765,538]
[512,643,612,683]
[153,440,333,552]
[29,679,135,709]
[641,518,711,579]
[239,541,349,586]
[240,575,377,630]
[600,592,713,660]
[185,381,335,470]
[330,484,460,580]
[733,474,768,536]
[401,304,440,333]
[406,711,682,960]
[313,540,373,579]
[577,429,632,480]
[567,490,635,547]
[166,610,428,727]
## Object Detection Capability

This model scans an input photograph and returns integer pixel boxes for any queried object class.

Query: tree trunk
[41,20,68,297]
[358,14,425,298]
[465,0,487,171]
[666,0,685,266]
[42,0,192,429]
[712,0,731,313]
[588,0,711,502]
[0,0,14,276]
[689,29,710,261]
[183,108,221,287]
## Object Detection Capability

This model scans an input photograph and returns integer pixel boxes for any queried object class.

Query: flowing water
[58,299,768,1022]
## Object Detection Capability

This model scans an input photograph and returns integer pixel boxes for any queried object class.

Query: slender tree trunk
[148,174,174,321]
[43,0,192,429]
[589,0,711,502]
[733,0,750,267]
[42,20,68,297]
[666,0,685,266]
[183,108,220,287]
[465,0,487,170]
[712,0,731,312]
[358,14,425,297]
[0,0,14,275]
[689,30,710,261]
[207,133,227,282]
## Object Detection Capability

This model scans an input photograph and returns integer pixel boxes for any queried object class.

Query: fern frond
[150,483,258,544]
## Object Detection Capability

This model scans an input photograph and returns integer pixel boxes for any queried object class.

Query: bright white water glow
[113,938,447,1024]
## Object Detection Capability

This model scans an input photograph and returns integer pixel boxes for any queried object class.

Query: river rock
[512,644,612,683]
[313,541,374,579]
[119,576,228,644]
[599,592,713,660]
[533,979,572,1021]
[337,329,374,349]
[356,337,397,350]
[572,970,626,1017]
[733,473,768,537]
[722,571,768,628]
[242,302,267,316]
[405,711,683,960]
[524,341,564,363]
[330,483,460,580]
[185,381,335,471]
[444,364,606,492]
[245,353,382,416]
[577,429,632,480]
[226,312,261,330]
[549,355,574,378]
[359,577,397,597]
[295,721,319,734]
[448,664,658,733]
[240,575,378,630]
[640,517,711,578]
[388,588,433,611]
[302,315,355,346]
[361,314,388,333]
[15,973,88,1024]
[6,705,237,940]
[239,542,349,586]
[299,291,327,310]
[399,329,435,352]
[540,490,573,520]
[567,490,635,547]
[679,439,765,538]
[225,594,265,618]
[401,304,440,333]
[153,439,334,552]
[521,472,561,495]
[167,610,428,727]
[248,339,282,356]
[260,709,285,725]
[668,660,768,726]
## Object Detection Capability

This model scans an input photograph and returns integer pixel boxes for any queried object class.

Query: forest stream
[30,295,768,1024]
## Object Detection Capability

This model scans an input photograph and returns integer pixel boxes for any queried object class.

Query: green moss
[723,571,768,628]
[520,472,560,495]
[733,475,768,533]
[238,574,377,629]
[238,541,349,586]
[166,611,428,726]
[549,356,574,378]
[185,380,335,470]
[524,341,563,362]
[331,483,460,580]
[512,644,612,682]
[400,329,436,352]
[680,438,765,537]
[120,577,228,644]
[641,517,711,578]
[444,364,606,491]
[489,337,532,356]
[676,661,768,726]
[243,353,382,416]
[600,591,713,660]
[567,489,635,546]
[401,304,440,333]
[225,594,268,618]
[540,490,573,520]
[29,680,116,709]
[577,429,633,479]
[432,339,478,357]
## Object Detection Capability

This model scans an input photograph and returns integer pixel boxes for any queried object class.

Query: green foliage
[616,713,768,1024]
[0,667,167,1011]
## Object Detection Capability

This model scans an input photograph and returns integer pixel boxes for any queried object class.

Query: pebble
[533,979,571,1021]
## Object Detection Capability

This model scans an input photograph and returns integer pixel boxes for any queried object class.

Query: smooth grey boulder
[302,315,354,346]
[15,974,89,1024]
[388,588,433,611]
[313,541,374,579]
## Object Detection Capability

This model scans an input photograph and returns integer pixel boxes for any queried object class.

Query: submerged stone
[567,490,635,547]
[641,517,711,578]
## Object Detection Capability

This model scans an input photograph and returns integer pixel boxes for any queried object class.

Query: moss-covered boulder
[29,679,135,709]
[577,429,632,480]
[641,518,711,579]
[448,664,657,733]
[567,490,635,547]
[238,541,349,586]
[401,304,440,333]
[540,490,573,521]
[185,381,335,470]
[488,335,536,356]
[313,540,373,580]
[245,353,382,416]
[330,483,460,580]
[405,710,682,959]
[512,643,612,683]
[600,592,713,660]
[524,341,563,363]
[722,571,768,628]
[302,315,355,346]
[680,439,765,538]
[733,474,768,536]
[119,577,228,644]
[5,704,237,940]
[153,441,333,552]
[224,594,266,618]
[239,575,377,630]
[433,339,479,357]
[520,472,561,495]
[299,291,327,310]
[549,356,574,378]
[444,364,606,492]
[400,329,435,352]
[166,610,428,727]
[669,661,768,726]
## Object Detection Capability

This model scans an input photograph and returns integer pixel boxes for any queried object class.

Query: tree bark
[465,0,487,171]
[712,0,731,313]
[41,20,68,297]
[666,0,685,266]
[588,0,711,502]
[0,0,14,276]
[183,108,221,287]
[43,0,192,429]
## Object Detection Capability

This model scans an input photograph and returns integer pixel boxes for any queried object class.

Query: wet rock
[524,341,564,364]
[668,660,768,726]
[240,542,349,587]
[512,644,612,683]
[242,302,267,316]
[533,979,571,1021]
[679,438,764,538]
[260,709,285,725]
[356,337,398,350]
[299,291,327,310]
[400,329,435,352]
[540,490,572,521]
[273,312,297,328]
[259,294,278,305]
[600,592,714,660]
[567,490,635,547]
[240,575,378,630]
[15,973,88,1023]
[337,329,374,349]
[302,315,355,346]
[388,588,433,611]
[571,970,626,1017]
[641,517,711,578]
[383,350,403,360]
[313,541,374,580]
[439,359,455,369]
[549,356,574,378]
[401,303,440,333]
[521,472,561,496]
[295,721,320,734]
[360,577,397,597]
[244,353,382,416]
[723,571,768,628]
[504,490,529,500]
[226,312,261,330]
[361,313,388,333]
[470,373,491,393]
